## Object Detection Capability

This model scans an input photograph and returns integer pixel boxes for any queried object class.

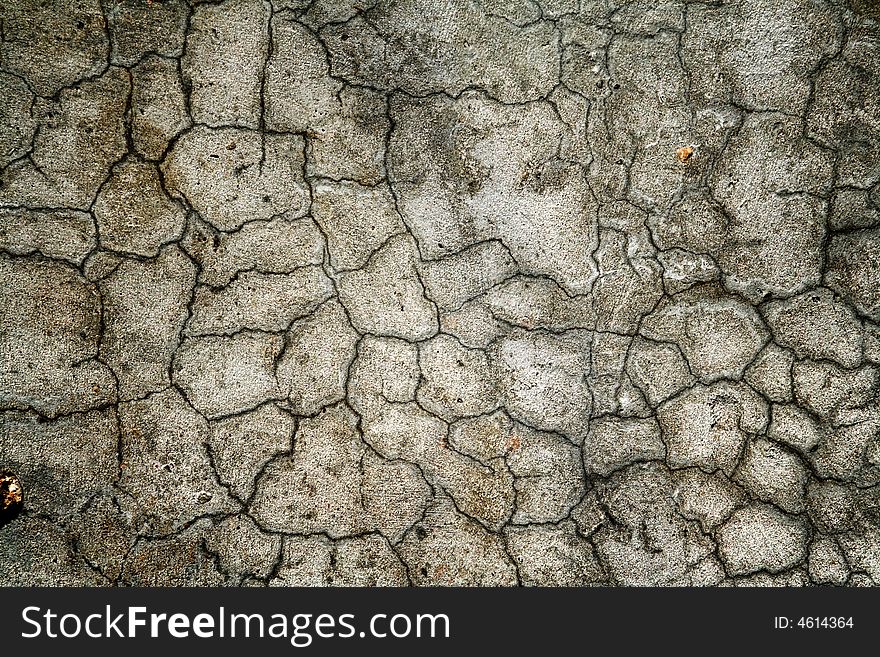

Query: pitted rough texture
[1,0,879,587]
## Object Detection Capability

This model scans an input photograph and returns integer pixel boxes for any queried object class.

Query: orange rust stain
[675,146,695,163]
[0,472,23,515]
[506,433,522,452]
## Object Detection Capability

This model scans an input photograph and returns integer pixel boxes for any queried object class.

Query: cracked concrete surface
[1,0,879,587]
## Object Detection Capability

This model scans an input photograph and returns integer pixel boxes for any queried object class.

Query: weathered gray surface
[1,0,879,587]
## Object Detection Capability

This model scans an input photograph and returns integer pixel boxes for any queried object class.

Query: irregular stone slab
[641,286,768,381]
[183,215,324,287]
[658,248,720,294]
[121,520,226,585]
[276,300,359,416]
[734,438,808,513]
[0,257,116,417]
[250,403,430,539]
[0,0,109,96]
[312,180,403,272]
[767,403,824,455]
[440,300,505,349]
[808,536,850,586]
[389,93,598,294]
[683,0,839,113]
[0,409,118,519]
[490,330,592,439]
[0,208,95,265]
[744,344,795,403]
[593,463,716,586]
[131,55,190,160]
[357,453,434,542]
[626,338,694,407]
[173,332,284,418]
[322,1,559,103]
[0,68,128,210]
[118,389,236,535]
[270,534,407,586]
[432,456,514,533]
[806,481,857,535]
[764,288,864,368]
[82,250,125,281]
[810,413,880,486]
[649,191,730,255]
[306,87,389,185]
[265,19,389,182]
[448,411,515,462]
[347,336,420,415]
[793,361,879,419]
[264,15,340,132]
[828,188,880,232]
[106,0,188,65]
[657,382,768,475]
[483,277,596,332]
[187,267,333,336]
[69,493,137,581]
[674,468,744,532]
[606,31,692,211]
[397,497,518,586]
[182,0,268,128]
[361,401,515,531]
[0,72,37,168]
[204,515,282,581]
[507,425,584,525]
[593,230,665,333]
[710,112,832,300]
[588,333,637,418]
[826,228,880,321]
[505,523,605,586]
[337,235,438,340]
[717,504,809,576]
[808,56,880,188]
[417,335,499,421]
[162,126,308,231]
[0,515,102,586]
[208,403,293,501]
[583,417,666,477]
[99,246,196,400]
[419,241,518,312]
[94,159,186,256]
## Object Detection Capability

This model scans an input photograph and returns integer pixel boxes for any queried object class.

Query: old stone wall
[1,0,879,586]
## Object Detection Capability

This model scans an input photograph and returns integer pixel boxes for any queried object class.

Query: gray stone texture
[1,0,879,587]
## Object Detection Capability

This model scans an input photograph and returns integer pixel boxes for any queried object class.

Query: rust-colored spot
[0,471,23,526]
[675,146,695,163]
[506,433,522,452]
